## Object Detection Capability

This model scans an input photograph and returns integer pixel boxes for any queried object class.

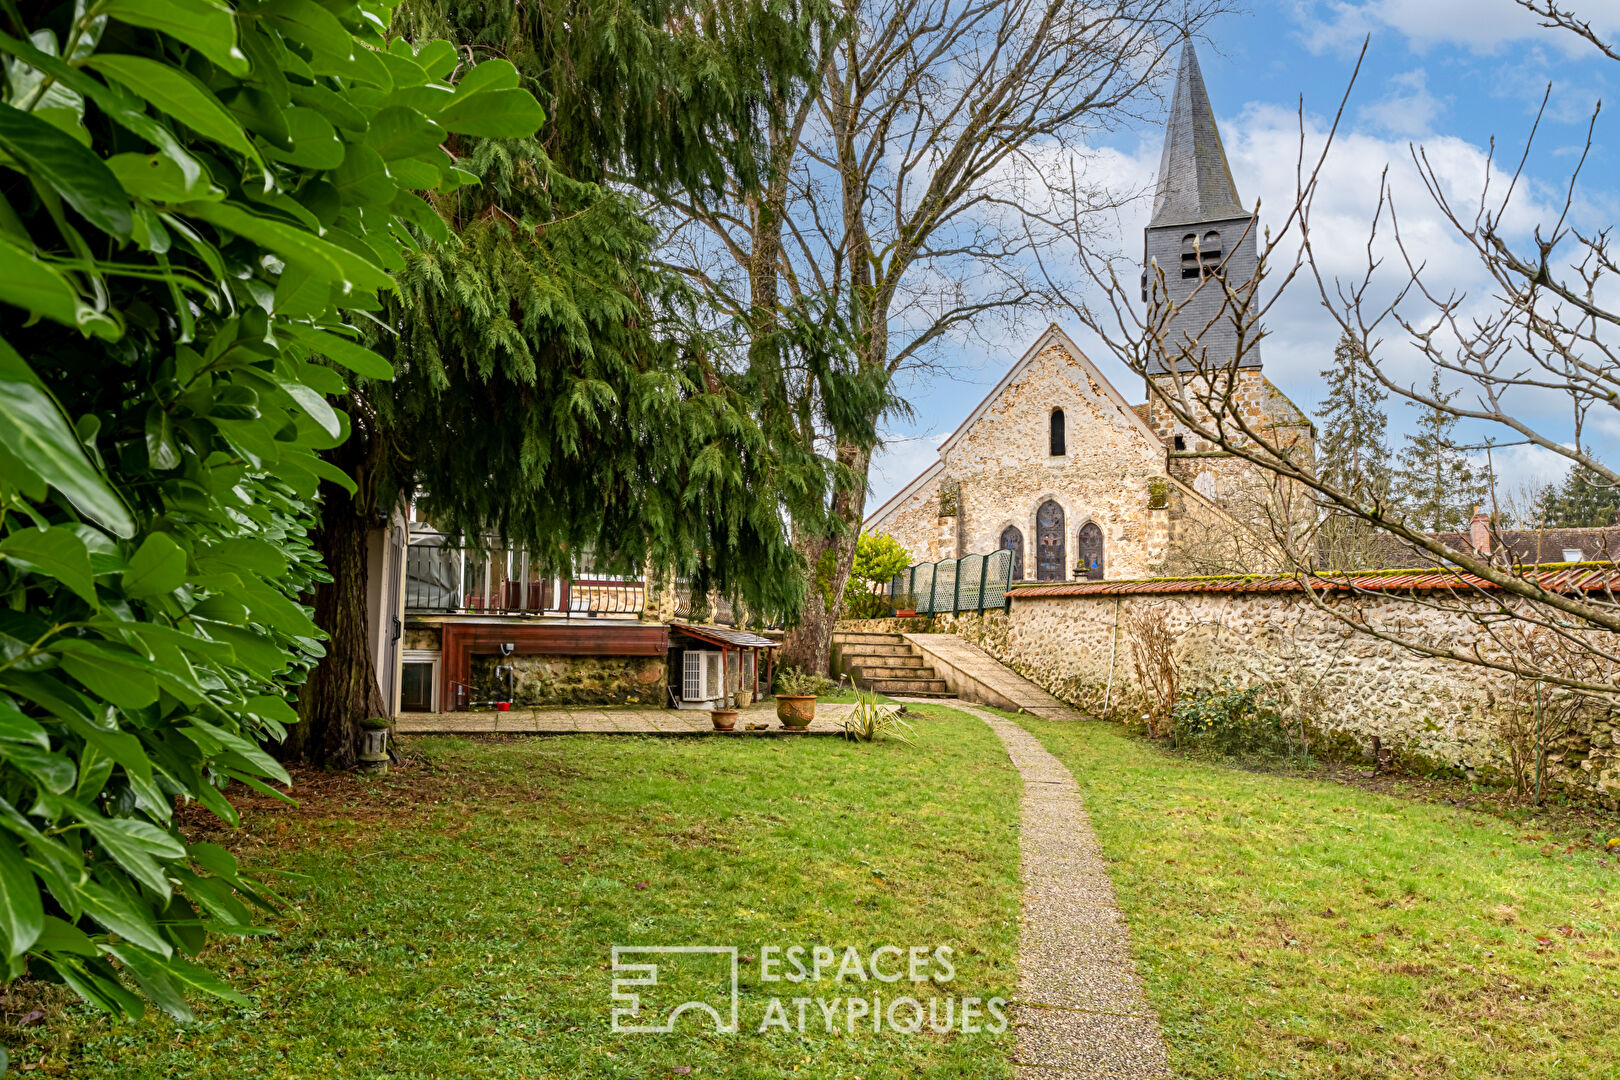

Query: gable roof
[863,325,1166,528]
[1149,40,1246,229]
[937,324,1166,456]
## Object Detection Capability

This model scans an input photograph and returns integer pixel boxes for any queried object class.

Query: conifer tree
[291,0,840,765]
[1533,467,1620,528]
[1393,371,1483,533]
[1315,335,1394,566]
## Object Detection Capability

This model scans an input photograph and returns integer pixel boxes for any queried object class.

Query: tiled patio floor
[393,699,859,735]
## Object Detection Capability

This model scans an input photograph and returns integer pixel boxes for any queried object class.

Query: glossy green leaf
[180,200,392,293]
[0,234,82,327]
[0,701,50,749]
[106,152,216,204]
[0,834,42,958]
[261,108,344,170]
[85,55,258,163]
[436,88,545,139]
[77,881,171,956]
[0,525,97,606]
[454,58,520,95]
[0,338,134,537]
[0,103,132,239]
[283,323,393,378]
[101,0,249,75]
[55,641,161,710]
[121,533,186,599]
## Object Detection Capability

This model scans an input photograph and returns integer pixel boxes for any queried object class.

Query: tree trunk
[779,439,871,675]
[285,465,386,769]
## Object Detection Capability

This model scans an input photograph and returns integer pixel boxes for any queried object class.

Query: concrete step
[836,643,914,658]
[867,677,951,696]
[832,631,907,645]
[847,654,925,670]
[849,663,931,680]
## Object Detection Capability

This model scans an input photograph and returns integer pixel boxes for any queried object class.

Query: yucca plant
[841,691,916,744]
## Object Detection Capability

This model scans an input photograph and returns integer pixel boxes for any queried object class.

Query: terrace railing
[404,532,643,617]
[890,549,1015,615]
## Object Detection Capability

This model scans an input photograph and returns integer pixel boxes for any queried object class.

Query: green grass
[1017,716,1620,1080]
[15,710,1018,1079]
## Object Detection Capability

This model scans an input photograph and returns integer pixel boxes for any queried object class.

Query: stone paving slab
[901,635,1088,721]
[936,701,1170,1079]
[395,700,856,735]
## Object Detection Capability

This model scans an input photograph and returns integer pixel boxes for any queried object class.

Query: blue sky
[867,0,1620,513]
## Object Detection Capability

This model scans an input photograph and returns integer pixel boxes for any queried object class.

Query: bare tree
[1064,22,1620,698]
[659,0,1228,671]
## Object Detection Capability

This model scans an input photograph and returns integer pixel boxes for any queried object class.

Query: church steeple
[1150,41,1245,228]
[1142,38,1261,375]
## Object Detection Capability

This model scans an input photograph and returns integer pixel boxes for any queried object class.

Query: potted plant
[710,703,739,731]
[774,668,827,731]
[358,718,392,774]
[892,590,917,618]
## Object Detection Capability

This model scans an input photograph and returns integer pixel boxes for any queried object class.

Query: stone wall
[845,588,1619,804]
[470,653,667,707]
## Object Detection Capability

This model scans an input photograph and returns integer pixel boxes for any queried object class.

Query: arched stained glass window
[1035,501,1065,581]
[1077,521,1104,581]
[1000,526,1025,580]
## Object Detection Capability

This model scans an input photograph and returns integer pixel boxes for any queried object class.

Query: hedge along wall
[855,588,1619,804]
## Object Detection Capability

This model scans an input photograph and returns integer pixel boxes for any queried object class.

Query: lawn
[1017,716,1620,1080]
[8,709,1018,1078]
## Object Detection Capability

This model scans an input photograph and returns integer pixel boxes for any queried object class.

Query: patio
[393,698,860,735]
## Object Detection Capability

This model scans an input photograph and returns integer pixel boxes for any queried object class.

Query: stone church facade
[865,42,1313,582]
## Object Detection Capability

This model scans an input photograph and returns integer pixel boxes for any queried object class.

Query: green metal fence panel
[894,549,1017,615]
[931,559,956,614]
[981,548,1012,609]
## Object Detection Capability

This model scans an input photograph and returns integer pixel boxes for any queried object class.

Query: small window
[1563,548,1583,563]
[1049,409,1066,456]
[1173,434,1186,451]
[1181,231,1223,279]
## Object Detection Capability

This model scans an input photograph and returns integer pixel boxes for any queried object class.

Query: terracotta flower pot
[775,695,816,730]
[894,608,917,618]
[710,709,739,731]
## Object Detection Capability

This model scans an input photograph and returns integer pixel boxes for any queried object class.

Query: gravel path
[947,703,1171,1079]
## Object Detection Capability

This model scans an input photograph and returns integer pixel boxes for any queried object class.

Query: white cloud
[1357,69,1445,136]
[1294,0,1620,57]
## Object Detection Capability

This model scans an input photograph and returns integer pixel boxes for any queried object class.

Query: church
[864,41,1314,582]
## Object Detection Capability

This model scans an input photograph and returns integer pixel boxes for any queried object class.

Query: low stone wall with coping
[840,584,1619,804]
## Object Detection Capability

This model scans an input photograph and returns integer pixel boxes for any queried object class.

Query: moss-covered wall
[470,653,667,706]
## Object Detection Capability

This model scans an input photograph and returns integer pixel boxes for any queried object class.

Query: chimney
[1469,506,1491,555]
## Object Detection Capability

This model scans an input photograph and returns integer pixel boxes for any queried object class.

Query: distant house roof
[1346,525,1620,571]
[1010,565,1620,599]
[668,622,777,649]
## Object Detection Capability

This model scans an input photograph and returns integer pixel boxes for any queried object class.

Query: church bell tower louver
[1142,40,1261,377]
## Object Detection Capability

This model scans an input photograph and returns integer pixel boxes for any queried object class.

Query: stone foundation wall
[840,590,1619,803]
[470,653,667,707]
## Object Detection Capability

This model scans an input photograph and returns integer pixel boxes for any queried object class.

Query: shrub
[0,0,542,1024]
[775,667,838,697]
[1170,680,1306,760]
[841,589,893,620]
[841,692,914,744]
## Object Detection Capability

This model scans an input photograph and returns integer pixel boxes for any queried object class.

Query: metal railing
[889,549,1015,615]
[404,534,644,617]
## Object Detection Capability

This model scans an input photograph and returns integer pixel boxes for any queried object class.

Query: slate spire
[1149,40,1245,228]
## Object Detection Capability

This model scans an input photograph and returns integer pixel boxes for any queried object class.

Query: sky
[866,0,1620,515]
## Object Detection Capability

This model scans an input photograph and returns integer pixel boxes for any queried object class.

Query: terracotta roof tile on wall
[1010,566,1620,599]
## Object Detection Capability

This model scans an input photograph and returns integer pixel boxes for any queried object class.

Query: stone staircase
[831,630,951,697]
